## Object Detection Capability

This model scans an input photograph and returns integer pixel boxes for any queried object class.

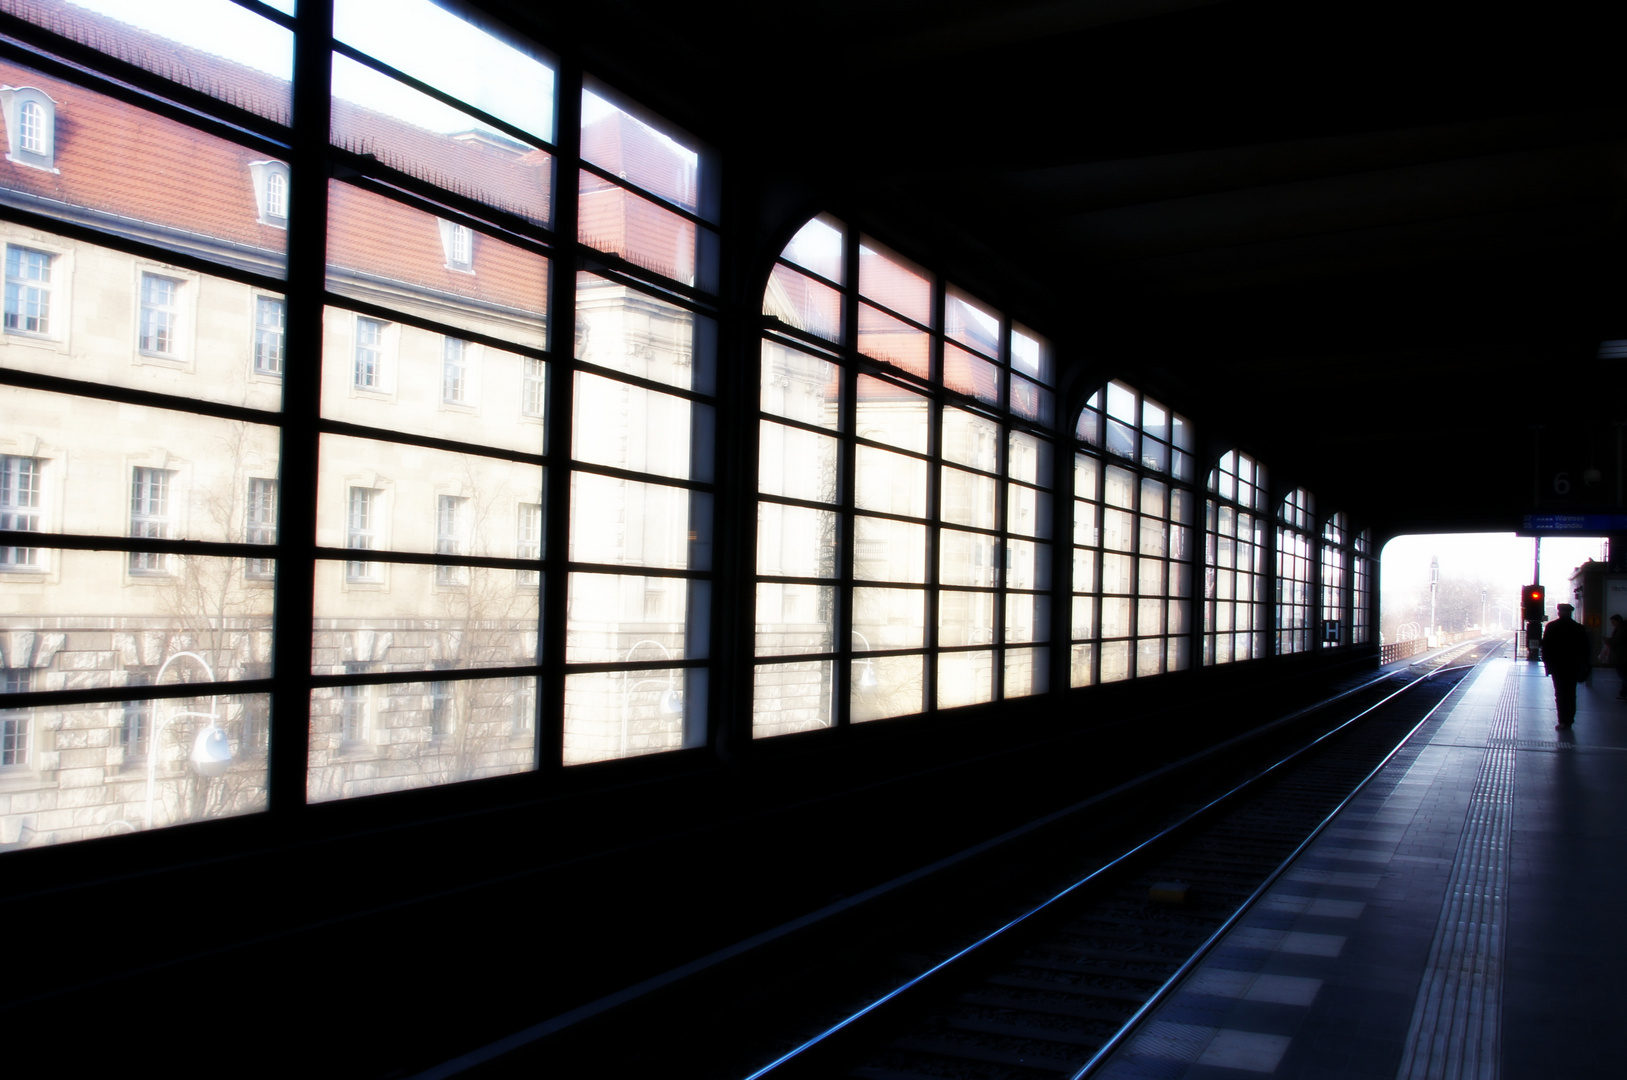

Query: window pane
[1008,432,1052,488]
[856,376,930,452]
[569,473,707,570]
[854,516,926,583]
[944,289,999,359]
[759,422,839,503]
[1007,539,1051,590]
[762,340,840,427]
[755,583,835,657]
[754,660,834,738]
[1,231,284,409]
[855,446,928,517]
[765,264,842,342]
[853,587,926,650]
[1005,647,1048,698]
[3,388,279,545]
[327,182,549,350]
[1072,595,1097,638]
[335,0,556,144]
[942,407,1000,472]
[852,653,923,723]
[330,54,552,226]
[944,344,1000,405]
[1007,484,1051,540]
[940,529,997,587]
[577,272,715,393]
[578,173,709,290]
[780,215,843,283]
[1076,453,1100,503]
[757,503,837,578]
[940,466,997,529]
[1106,382,1136,423]
[565,573,694,663]
[563,668,704,765]
[1005,593,1049,644]
[316,434,541,556]
[1009,376,1053,425]
[1104,465,1136,509]
[857,303,930,379]
[1011,325,1052,386]
[939,590,995,647]
[8,4,291,122]
[0,693,268,843]
[582,86,704,215]
[312,563,539,672]
[320,309,543,454]
[573,372,705,481]
[859,238,932,326]
[1071,642,1095,688]
[939,650,994,708]
[308,675,534,803]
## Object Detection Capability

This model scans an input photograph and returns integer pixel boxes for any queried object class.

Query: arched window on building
[1204,450,1269,664]
[1277,487,1315,654]
[1072,382,1195,685]
[755,216,1057,737]
[1321,511,1349,648]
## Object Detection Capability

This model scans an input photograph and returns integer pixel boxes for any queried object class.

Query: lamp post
[620,639,681,755]
[144,651,231,830]
[851,630,879,690]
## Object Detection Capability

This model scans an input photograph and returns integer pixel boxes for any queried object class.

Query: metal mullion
[316,417,546,468]
[0,531,276,561]
[0,366,281,427]
[580,259,721,316]
[329,154,555,248]
[833,224,861,731]
[328,172,556,257]
[0,21,292,147]
[0,205,290,294]
[310,665,531,690]
[571,357,714,406]
[856,296,934,339]
[564,562,698,582]
[319,294,551,360]
[578,161,714,231]
[229,0,296,29]
[923,277,945,715]
[572,243,714,309]
[538,61,582,776]
[761,323,843,363]
[329,39,557,156]
[567,460,716,494]
[313,547,533,571]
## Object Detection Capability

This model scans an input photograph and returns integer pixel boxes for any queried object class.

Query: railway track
[747,639,1503,1080]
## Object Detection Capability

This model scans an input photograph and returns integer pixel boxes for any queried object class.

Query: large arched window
[1352,528,1372,644]
[1277,487,1315,654]
[1320,511,1349,648]
[1204,450,1269,664]
[1072,381,1195,685]
[754,216,1056,737]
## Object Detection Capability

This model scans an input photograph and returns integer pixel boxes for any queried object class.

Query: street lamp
[620,639,681,754]
[144,651,231,830]
[851,630,879,690]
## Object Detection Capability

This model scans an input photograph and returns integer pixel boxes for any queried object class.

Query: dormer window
[437,219,474,272]
[1,86,57,172]
[248,160,291,228]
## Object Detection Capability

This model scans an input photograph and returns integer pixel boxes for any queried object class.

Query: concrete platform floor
[1095,655,1627,1080]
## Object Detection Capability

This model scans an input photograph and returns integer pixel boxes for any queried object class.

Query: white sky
[1381,532,1608,627]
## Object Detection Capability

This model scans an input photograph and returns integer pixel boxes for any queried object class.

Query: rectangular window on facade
[128,466,174,574]
[138,272,181,355]
[0,668,29,767]
[340,677,367,745]
[120,672,152,762]
[245,477,276,579]
[442,336,466,403]
[345,486,378,581]
[522,357,544,418]
[4,245,51,335]
[0,455,42,570]
[517,502,541,585]
[436,494,467,585]
[354,316,384,389]
[254,297,285,376]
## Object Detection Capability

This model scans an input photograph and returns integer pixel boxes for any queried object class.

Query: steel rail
[741,642,1498,1080]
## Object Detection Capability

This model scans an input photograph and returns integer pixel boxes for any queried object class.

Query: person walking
[1606,613,1627,700]
[1542,602,1592,726]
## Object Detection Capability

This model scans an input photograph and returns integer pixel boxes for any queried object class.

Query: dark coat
[1542,615,1592,680]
